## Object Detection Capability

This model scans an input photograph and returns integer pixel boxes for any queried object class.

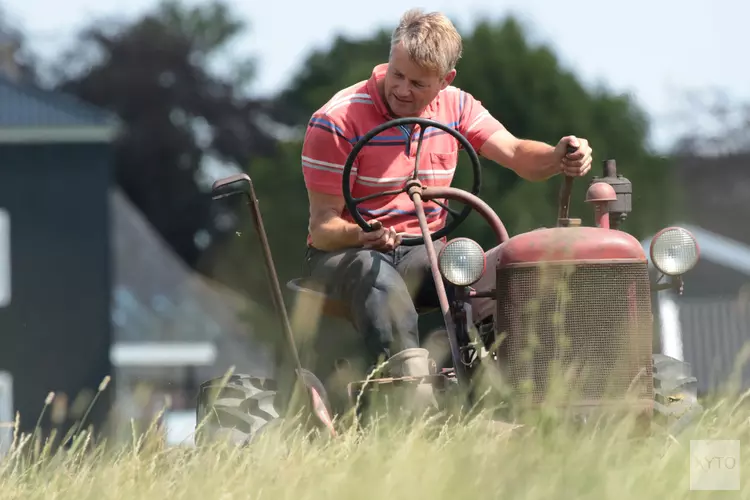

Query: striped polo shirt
[301,63,505,246]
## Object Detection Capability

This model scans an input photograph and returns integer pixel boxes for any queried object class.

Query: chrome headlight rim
[437,237,486,287]
[649,226,700,276]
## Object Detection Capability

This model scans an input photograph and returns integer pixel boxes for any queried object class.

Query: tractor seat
[286,277,351,319]
[286,277,438,320]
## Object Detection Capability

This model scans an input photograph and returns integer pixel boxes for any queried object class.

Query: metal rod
[558,176,573,223]
[595,204,610,229]
[244,180,309,403]
[410,191,469,386]
[421,186,509,244]
[557,145,579,226]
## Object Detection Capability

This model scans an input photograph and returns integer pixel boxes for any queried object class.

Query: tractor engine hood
[469,227,646,322]
[496,226,647,267]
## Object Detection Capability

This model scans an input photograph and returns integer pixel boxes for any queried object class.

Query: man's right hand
[359,220,402,251]
[308,191,402,252]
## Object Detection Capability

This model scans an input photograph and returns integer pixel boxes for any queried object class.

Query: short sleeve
[457,90,506,152]
[301,113,357,196]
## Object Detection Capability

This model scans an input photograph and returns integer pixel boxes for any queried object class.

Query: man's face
[382,42,456,117]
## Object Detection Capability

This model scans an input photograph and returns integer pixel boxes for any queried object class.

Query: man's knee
[323,249,418,359]
[308,247,411,302]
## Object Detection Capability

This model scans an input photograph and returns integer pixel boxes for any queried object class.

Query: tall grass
[0,384,748,500]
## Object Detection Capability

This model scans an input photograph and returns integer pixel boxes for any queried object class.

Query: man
[300,9,592,406]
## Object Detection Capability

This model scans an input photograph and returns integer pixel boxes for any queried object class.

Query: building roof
[110,187,274,379]
[0,75,121,143]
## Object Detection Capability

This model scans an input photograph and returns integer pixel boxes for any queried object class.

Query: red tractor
[196,117,702,445]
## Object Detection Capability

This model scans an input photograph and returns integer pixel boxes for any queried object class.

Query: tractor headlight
[438,238,486,287]
[650,227,699,276]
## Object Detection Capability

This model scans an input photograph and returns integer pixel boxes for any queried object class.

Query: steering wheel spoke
[431,198,463,219]
[341,117,482,246]
[352,187,406,205]
[411,126,428,180]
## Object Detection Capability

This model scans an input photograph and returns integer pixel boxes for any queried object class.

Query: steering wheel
[341,117,482,246]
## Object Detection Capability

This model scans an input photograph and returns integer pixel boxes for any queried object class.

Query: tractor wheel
[651,353,703,436]
[195,369,331,446]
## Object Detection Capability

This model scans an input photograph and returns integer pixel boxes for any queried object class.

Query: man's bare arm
[308,191,400,252]
[307,191,363,251]
[478,128,560,182]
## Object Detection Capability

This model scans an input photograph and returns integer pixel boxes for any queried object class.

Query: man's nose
[393,84,412,98]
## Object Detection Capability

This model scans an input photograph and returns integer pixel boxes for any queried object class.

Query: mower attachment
[210,173,337,438]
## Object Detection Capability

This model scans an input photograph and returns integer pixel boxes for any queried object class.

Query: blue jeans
[302,242,452,366]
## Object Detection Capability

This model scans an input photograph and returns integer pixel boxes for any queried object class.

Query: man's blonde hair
[390,9,463,77]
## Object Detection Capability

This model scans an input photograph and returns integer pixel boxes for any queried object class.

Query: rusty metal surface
[556,147,580,226]
[558,218,582,227]
[512,398,654,419]
[589,159,632,229]
[496,226,646,266]
[469,244,502,322]
[422,186,510,244]
[593,159,632,212]
[346,373,453,408]
[494,261,654,405]
[585,182,617,203]
[410,187,468,386]
[557,176,574,225]
[211,173,252,198]
[594,210,610,229]
[585,182,617,229]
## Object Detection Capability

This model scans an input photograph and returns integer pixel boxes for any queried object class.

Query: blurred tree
[669,88,750,157]
[270,29,392,127]
[260,16,675,253]
[0,5,40,84]
[51,0,279,269]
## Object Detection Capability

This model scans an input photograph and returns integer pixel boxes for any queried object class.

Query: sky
[5,0,748,152]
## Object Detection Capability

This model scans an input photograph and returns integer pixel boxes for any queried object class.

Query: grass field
[0,387,747,500]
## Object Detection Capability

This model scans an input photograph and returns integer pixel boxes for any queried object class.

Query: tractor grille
[495,261,653,405]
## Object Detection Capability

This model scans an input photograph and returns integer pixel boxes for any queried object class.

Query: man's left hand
[555,135,592,177]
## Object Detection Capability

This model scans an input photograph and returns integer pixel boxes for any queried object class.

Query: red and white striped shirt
[302,63,505,246]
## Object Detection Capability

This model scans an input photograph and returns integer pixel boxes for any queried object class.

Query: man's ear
[441,69,457,89]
